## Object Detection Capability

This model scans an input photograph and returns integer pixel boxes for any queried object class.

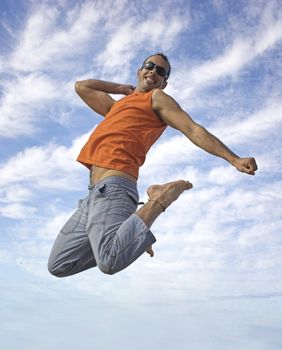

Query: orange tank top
[77,90,167,179]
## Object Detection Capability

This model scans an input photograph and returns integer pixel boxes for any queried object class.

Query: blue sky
[1,0,282,349]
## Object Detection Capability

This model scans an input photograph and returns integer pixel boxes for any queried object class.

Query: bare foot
[147,180,193,211]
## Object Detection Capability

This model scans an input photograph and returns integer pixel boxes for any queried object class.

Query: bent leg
[137,180,193,256]
[48,196,96,277]
[87,178,156,275]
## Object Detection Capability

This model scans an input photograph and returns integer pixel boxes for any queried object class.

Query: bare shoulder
[152,88,182,114]
[152,88,169,105]
[151,89,194,132]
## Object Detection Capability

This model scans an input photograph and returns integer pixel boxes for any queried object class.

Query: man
[48,53,257,277]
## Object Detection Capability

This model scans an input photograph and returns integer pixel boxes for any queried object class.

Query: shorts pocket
[122,190,138,217]
[97,183,125,200]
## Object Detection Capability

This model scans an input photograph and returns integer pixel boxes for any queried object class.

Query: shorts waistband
[88,176,137,192]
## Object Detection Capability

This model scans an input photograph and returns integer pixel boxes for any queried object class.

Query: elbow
[74,81,82,93]
[74,80,88,96]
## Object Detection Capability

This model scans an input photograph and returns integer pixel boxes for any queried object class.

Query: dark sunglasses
[141,61,168,78]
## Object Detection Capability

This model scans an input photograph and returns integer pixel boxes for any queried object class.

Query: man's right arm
[74,79,135,117]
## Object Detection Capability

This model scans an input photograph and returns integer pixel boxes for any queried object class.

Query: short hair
[141,52,171,79]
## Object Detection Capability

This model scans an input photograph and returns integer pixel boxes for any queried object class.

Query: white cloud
[96,11,188,73]
[0,131,91,221]
[214,102,282,145]
[139,134,201,182]
[37,210,74,240]
[208,165,241,185]
[0,203,37,219]
[0,72,61,137]
[0,131,90,191]
[0,185,36,219]
[6,2,104,73]
[1,186,33,203]
[0,1,127,138]
[167,9,282,101]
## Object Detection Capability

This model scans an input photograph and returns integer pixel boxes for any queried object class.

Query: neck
[134,86,152,93]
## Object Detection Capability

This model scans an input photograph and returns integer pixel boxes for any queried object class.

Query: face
[136,55,169,92]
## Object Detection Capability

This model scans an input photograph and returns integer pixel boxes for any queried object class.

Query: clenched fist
[234,157,258,175]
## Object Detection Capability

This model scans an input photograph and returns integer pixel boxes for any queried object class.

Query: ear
[161,80,167,89]
[137,68,142,79]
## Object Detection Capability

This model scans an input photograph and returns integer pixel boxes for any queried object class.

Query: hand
[120,84,135,95]
[234,157,258,175]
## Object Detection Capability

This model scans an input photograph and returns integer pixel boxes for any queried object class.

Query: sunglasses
[141,61,168,78]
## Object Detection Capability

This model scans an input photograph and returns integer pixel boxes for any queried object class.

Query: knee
[47,259,74,278]
[97,262,119,276]
[47,261,64,277]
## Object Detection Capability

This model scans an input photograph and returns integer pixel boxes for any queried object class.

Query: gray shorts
[48,176,156,276]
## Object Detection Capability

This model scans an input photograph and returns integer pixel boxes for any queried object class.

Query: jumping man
[48,53,257,276]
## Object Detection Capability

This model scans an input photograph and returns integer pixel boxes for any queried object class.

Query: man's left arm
[152,89,258,175]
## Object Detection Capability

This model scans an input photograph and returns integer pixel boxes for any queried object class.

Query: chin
[140,85,153,92]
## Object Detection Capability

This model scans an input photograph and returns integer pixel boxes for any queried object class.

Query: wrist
[228,155,240,167]
[118,84,127,94]
[118,84,134,95]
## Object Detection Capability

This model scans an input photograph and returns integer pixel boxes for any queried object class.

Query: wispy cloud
[0,131,90,219]
[213,102,282,145]
[0,202,37,219]
[0,72,61,137]
[0,1,107,138]
[6,2,104,73]
[0,186,35,219]
[96,10,188,73]
[0,132,89,190]
[167,2,282,102]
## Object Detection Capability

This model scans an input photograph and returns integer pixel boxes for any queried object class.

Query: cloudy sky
[1,0,282,349]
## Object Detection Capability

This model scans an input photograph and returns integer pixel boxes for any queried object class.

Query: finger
[184,181,193,189]
[244,168,255,175]
[252,159,258,171]
[249,158,258,171]
[238,166,251,175]
[248,164,257,175]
